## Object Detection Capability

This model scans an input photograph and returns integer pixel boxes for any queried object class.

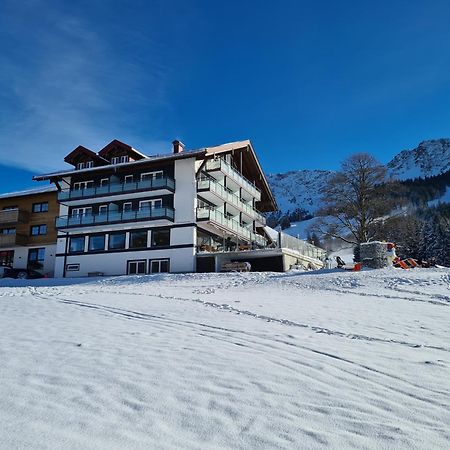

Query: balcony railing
[197,178,266,225]
[0,209,29,225]
[0,233,28,248]
[197,207,266,247]
[56,207,175,229]
[205,158,261,200]
[59,176,175,201]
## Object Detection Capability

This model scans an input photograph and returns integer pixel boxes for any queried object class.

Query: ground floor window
[108,232,126,250]
[69,236,85,253]
[89,234,105,252]
[127,259,147,275]
[28,248,45,270]
[152,229,170,247]
[0,250,14,266]
[129,230,147,248]
[150,259,170,273]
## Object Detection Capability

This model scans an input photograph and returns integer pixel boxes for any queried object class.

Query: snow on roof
[0,184,57,199]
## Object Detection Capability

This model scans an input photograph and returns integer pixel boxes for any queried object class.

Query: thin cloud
[0,0,172,172]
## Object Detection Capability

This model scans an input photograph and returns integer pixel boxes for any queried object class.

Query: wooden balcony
[0,209,29,225]
[0,233,28,248]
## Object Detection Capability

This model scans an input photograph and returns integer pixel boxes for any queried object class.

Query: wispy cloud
[0,0,172,173]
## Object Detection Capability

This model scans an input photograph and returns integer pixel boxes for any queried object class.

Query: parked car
[2,268,46,279]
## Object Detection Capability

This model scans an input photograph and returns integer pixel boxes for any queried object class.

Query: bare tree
[314,153,389,244]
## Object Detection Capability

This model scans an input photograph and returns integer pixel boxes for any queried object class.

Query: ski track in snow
[1,268,450,449]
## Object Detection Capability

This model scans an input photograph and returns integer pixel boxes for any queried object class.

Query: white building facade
[35,139,278,277]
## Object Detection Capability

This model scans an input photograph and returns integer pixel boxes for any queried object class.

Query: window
[112,156,129,164]
[0,228,15,235]
[152,229,170,247]
[123,202,132,212]
[0,250,14,266]
[3,205,18,211]
[71,207,93,217]
[89,235,105,252]
[150,259,170,273]
[27,248,45,270]
[76,161,93,170]
[30,224,47,236]
[139,199,162,210]
[66,264,80,272]
[32,202,49,213]
[69,236,85,253]
[108,232,126,250]
[100,178,109,187]
[98,205,108,215]
[73,181,94,191]
[129,230,147,248]
[127,260,146,275]
[124,175,134,184]
[141,171,163,182]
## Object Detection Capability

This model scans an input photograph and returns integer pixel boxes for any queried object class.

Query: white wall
[62,246,195,277]
[11,244,56,276]
[174,158,196,223]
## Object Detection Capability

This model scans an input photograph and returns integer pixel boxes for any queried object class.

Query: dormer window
[112,156,129,164]
[76,161,94,170]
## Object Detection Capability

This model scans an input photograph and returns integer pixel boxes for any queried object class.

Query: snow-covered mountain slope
[1,270,449,449]
[387,139,450,180]
[267,170,335,215]
[267,139,450,217]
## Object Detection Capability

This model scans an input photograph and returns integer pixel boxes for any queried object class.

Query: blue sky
[2,0,450,193]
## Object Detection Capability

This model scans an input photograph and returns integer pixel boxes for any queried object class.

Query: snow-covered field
[1,268,450,449]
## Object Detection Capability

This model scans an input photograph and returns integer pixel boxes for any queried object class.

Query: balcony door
[71,207,93,217]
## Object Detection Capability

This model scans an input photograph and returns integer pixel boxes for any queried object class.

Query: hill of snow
[1,270,449,449]
[387,139,450,181]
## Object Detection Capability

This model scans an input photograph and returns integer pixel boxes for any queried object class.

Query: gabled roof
[98,139,147,160]
[204,140,277,211]
[64,145,109,166]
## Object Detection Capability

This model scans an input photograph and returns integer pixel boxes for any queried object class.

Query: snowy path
[1,269,450,449]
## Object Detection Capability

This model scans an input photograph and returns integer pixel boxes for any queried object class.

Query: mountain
[267,169,335,216]
[387,139,450,180]
[268,139,450,218]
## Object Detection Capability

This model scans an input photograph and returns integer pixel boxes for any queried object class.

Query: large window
[88,235,105,252]
[108,232,126,250]
[129,230,147,248]
[27,248,45,270]
[32,202,48,213]
[30,224,47,236]
[69,236,85,253]
[152,229,170,247]
[150,259,170,273]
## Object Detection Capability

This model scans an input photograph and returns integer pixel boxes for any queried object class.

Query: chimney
[172,140,185,154]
